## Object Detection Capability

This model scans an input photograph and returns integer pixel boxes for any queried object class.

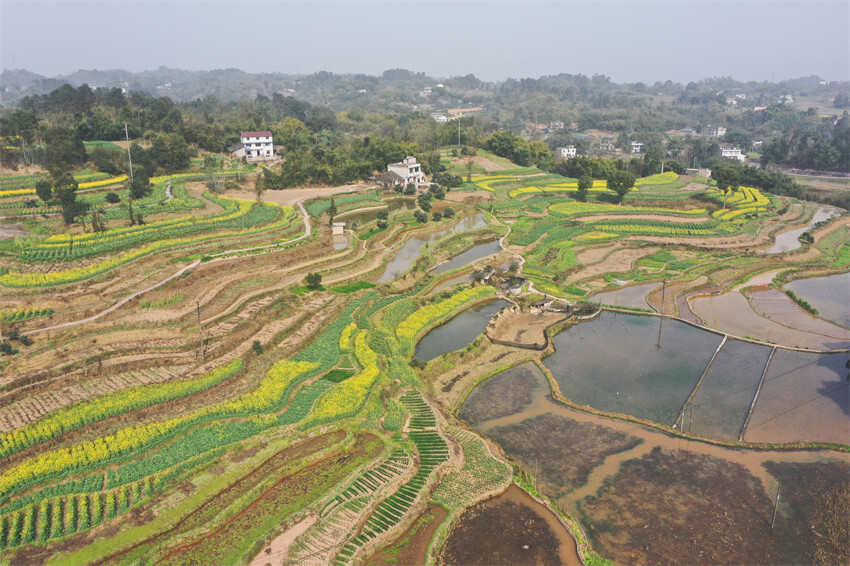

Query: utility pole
[124,122,134,184]
[660,280,667,315]
[457,117,461,148]
[196,300,205,362]
[771,483,781,529]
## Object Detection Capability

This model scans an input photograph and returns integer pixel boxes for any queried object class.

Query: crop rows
[321,450,412,518]
[0,477,154,550]
[401,391,437,429]
[431,427,511,509]
[334,393,448,565]
[1,203,294,287]
[0,360,243,460]
[16,195,278,262]
[395,286,495,343]
[302,333,380,428]
[549,200,706,219]
[587,218,739,237]
[0,307,53,323]
[290,450,413,566]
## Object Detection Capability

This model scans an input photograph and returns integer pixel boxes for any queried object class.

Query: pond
[376,213,486,283]
[590,282,660,309]
[413,299,510,362]
[785,270,850,328]
[433,239,502,274]
[543,310,723,425]
[460,361,850,566]
[687,339,773,441]
[761,206,840,254]
[427,271,474,295]
[335,198,416,226]
[743,348,849,445]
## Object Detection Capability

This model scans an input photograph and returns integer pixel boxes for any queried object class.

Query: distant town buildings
[420,86,432,97]
[719,146,746,162]
[631,141,645,154]
[429,112,448,123]
[554,146,577,159]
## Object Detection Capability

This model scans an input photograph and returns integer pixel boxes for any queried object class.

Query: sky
[1,0,848,84]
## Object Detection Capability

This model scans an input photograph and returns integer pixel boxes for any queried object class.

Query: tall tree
[53,173,79,224]
[577,174,592,202]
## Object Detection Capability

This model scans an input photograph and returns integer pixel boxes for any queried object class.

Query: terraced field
[0,164,847,566]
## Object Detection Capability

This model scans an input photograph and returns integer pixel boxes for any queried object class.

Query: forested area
[0,71,847,197]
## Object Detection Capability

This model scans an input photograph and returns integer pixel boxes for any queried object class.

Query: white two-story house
[719,146,746,162]
[555,145,577,159]
[235,131,275,161]
[387,156,426,186]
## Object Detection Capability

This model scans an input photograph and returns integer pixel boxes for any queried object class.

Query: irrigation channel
[760,206,840,254]
[376,213,486,283]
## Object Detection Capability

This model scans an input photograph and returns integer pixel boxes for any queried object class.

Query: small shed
[332,222,346,235]
[530,299,554,313]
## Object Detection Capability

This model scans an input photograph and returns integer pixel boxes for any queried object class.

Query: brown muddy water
[462,362,850,565]
[438,484,581,566]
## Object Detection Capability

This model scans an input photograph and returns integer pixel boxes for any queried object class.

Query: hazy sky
[1,1,847,84]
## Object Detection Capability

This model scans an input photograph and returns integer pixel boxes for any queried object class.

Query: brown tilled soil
[367,505,449,566]
[487,310,567,349]
[579,447,842,566]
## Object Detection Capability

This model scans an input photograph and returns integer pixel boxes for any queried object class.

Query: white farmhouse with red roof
[230,130,275,161]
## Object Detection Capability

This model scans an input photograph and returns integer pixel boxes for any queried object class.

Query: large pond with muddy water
[460,361,850,565]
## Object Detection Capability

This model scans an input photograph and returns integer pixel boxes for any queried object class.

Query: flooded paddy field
[745,287,850,345]
[433,240,502,274]
[437,484,581,566]
[543,311,723,425]
[744,349,849,445]
[461,363,850,565]
[336,197,416,226]
[377,213,486,283]
[786,270,850,328]
[691,285,849,350]
[458,363,543,424]
[590,282,659,309]
[427,271,473,295]
[687,339,773,440]
[414,299,510,362]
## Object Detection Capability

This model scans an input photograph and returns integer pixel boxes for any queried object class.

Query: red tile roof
[241,131,273,138]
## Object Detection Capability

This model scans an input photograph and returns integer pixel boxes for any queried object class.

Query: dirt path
[22,200,314,337]
[229,184,372,207]
[578,213,711,224]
